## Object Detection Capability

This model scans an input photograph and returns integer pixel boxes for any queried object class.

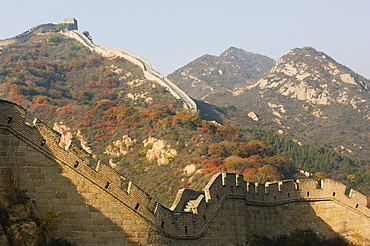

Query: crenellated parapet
[243,178,369,215]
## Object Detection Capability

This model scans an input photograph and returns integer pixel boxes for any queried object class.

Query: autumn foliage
[203,140,295,183]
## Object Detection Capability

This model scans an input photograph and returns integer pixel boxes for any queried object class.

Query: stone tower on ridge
[64,18,78,30]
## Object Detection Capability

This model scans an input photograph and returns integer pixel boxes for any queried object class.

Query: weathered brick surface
[1,100,370,245]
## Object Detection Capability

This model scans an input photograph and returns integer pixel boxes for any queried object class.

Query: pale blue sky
[1,0,369,78]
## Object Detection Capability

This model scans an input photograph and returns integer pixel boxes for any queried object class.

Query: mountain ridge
[167,47,275,100]
[169,46,370,159]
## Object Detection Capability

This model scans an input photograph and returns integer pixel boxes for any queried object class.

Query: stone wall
[1,101,370,245]
[0,19,77,47]
[0,23,57,46]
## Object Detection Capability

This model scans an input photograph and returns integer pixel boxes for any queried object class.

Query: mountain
[169,47,370,159]
[167,47,274,100]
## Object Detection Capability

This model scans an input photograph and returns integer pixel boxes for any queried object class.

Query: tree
[208,143,227,158]
[83,31,90,37]
[245,165,282,183]
[313,172,328,181]
[32,95,51,105]
[244,140,273,157]
[265,156,295,178]
[48,35,61,43]
[224,156,246,172]
[218,124,241,140]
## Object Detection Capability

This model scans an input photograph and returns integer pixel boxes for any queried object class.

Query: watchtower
[64,18,78,30]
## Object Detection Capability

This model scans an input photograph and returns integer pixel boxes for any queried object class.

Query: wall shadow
[0,127,142,245]
[214,179,370,245]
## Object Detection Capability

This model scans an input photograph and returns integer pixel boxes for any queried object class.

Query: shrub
[39,211,58,231]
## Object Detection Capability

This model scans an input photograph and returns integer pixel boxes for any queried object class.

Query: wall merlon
[265,182,280,194]
[127,181,152,208]
[278,180,299,193]
[33,118,61,144]
[170,189,204,212]
[255,183,266,194]
[66,141,92,164]
[349,189,369,209]
[153,203,175,229]
[296,178,318,191]
[190,195,206,215]
[94,161,120,184]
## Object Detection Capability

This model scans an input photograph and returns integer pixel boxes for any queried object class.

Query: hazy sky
[1,0,369,78]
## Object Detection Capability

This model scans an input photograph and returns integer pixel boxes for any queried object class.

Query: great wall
[0,18,197,115]
[0,18,370,246]
[0,99,370,245]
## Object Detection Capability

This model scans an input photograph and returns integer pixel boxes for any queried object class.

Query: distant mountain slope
[170,47,370,159]
[167,47,275,99]
[220,47,275,79]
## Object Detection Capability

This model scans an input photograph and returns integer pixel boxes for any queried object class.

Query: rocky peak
[220,47,275,79]
[169,46,370,158]
[256,47,370,107]
[168,47,275,100]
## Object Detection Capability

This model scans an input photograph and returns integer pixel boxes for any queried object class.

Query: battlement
[244,178,369,213]
[1,100,369,244]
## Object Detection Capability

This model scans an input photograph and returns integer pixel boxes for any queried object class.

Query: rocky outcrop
[0,168,47,246]
[256,47,370,107]
[0,224,9,246]
[104,135,137,156]
[143,137,177,165]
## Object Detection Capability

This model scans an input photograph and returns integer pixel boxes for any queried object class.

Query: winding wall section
[0,19,197,114]
[0,100,369,245]
[60,30,197,114]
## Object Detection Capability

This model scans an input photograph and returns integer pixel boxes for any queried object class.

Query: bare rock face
[5,221,43,246]
[257,47,370,108]
[168,47,275,100]
[7,203,33,224]
[0,168,48,246]
[0,224,10,246]
[105,135,137,156]
[143,137,177,165]
[247,111,259,121]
